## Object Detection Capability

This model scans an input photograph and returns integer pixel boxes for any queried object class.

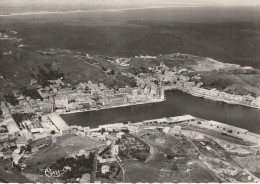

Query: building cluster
[134,62,203,92]
[188,87,260,108]
[115,134,150,160]
[96,146,121,180]
[0,73,165,165]
[37,78,164,113]
[0,102,65,163]
[71,122,139,141]
[0,32,9,39]
[113,57,130,67]
[135,61,260,109]
[142,115,196,126]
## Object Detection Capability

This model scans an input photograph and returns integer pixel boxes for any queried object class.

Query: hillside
[0,35,260,101]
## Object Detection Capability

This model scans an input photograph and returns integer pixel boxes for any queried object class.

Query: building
[97,156,116,164]
[191,120,249,137]
[31,128,44,134]
[110,94,128,105]
[16,136,27,148]
[111,145,119,155]
[101,165,110,174]
[80,173,91,183]
[48,113,70,135]
[20,129,34,141]
[116,132,125,139]
[54,96,69,109]
[5,118,20,135]
[0,134,9,142]
[143,115,196,125]
[167,126,182,136]
[99,123,125,131]
[76,131,85,137]
[128,125,139,133]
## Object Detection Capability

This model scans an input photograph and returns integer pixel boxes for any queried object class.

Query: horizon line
[0,4,258,17]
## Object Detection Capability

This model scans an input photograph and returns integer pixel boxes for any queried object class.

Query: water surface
[61,90,260,134]
[0,6,259,68]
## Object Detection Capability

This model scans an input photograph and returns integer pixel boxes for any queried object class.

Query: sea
[0,6,260,132]
[0,6,259,68]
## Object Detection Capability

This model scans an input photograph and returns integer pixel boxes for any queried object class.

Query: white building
[101,165,110,174]
[191,120,249,137]
[80,173,91,183]
[111,145,119,155]
[5,118,20,135]
[116,132,125,139]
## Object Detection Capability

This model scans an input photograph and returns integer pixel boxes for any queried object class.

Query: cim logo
[41,167,66,178]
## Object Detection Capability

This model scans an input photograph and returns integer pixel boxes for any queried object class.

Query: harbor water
[61,90,260,134]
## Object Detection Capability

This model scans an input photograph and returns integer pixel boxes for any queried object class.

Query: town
[0,46,260,182]
[0,105,260,182]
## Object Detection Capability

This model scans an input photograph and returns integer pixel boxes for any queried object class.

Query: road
[90,152,98,183]
[115,155,125,183]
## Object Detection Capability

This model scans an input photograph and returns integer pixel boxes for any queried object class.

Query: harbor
[61,90,260,134]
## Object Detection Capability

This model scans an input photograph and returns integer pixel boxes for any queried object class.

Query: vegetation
[20,87,43,100]
[117,135,149,161]
[140,66,148,73]
[107,69,115,75]
[4,94,19,106]
[12,113,35,126]
[0,125,8,133]
[20,145,32,153]
[101,67,107,71]
[96,162,121,180]
[121,129,130,134]
[129,78,138,88]
[36,63,64,87]
[49,152,95,181]
[132,151,148,161]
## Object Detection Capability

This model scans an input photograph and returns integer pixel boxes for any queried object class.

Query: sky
[0,0,260,14]
[1,0,260,6]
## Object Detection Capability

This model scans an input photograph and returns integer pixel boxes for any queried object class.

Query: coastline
[61,97,165,115]
[60,85,259,116]
[165,85,260,110]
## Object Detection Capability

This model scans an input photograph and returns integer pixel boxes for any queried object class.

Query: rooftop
[48,113,70,131]
[208,120,248,133]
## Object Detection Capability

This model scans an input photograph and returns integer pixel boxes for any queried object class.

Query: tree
[26,145,32,152]
[166,155,174,160]
[101,128,106,134]
[133,152,147,161]
[101,67,107,71]
[110,69,115,75]
[121,129,129,134]
[140,66,146,72]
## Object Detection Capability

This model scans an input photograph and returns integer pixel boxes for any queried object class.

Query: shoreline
[60,86,259,116]
[165,85,260,110]
[61,98,165,115]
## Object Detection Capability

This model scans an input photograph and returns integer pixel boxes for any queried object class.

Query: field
[24,134,105,171]
[120,129,221,183]
[0,160,30,182]
[119,125,260,183]
[233,155,260,178]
